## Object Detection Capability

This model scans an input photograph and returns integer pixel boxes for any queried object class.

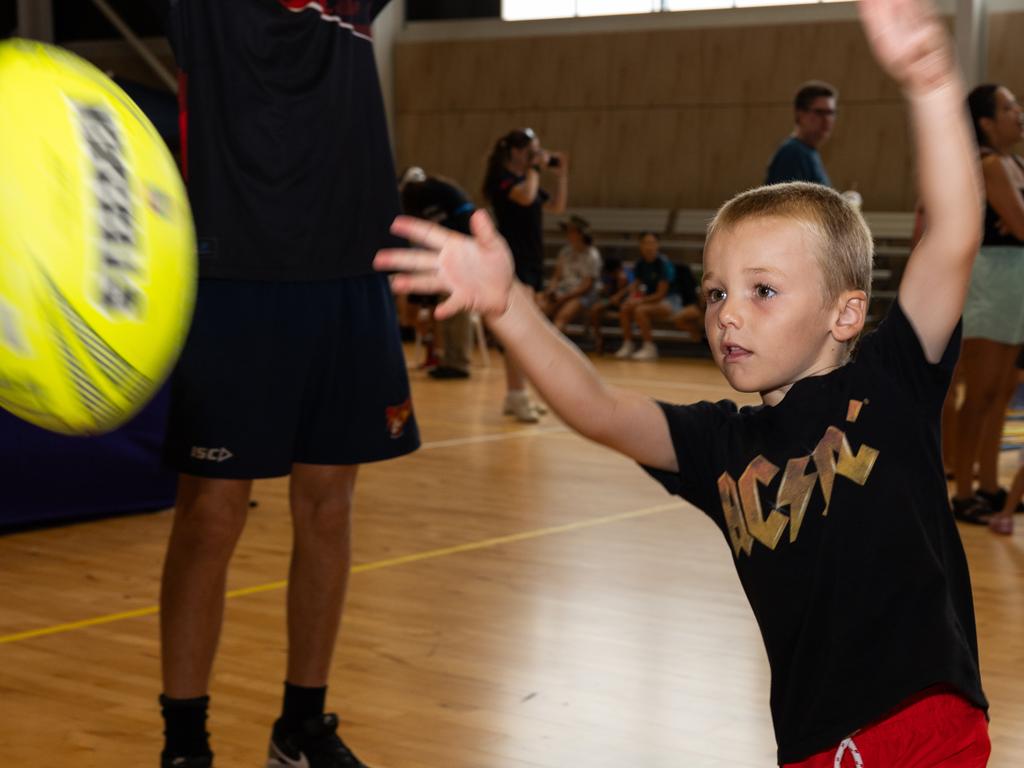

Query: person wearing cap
[399,167,477,379]
[539,215,602,334]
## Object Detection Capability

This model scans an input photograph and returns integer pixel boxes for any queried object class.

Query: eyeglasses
[805,108,837,118]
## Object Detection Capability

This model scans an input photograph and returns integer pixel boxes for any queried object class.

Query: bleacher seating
[541,207,917,355]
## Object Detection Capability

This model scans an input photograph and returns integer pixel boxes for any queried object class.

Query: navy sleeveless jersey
[162,0,400,280]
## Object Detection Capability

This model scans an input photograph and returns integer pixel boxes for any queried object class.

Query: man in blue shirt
[765,81,837,186]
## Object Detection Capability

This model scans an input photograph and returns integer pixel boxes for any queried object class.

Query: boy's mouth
[722,343,752,362]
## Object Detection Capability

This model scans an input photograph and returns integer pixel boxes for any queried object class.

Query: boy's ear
[832,290,868,342]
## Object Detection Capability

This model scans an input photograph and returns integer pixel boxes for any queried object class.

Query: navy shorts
[164,274,420,479]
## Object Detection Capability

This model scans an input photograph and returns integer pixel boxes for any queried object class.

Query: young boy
[375,0,990,763]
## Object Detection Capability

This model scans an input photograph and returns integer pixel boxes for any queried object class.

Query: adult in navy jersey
[153,2,418,767]
[483,128,568,422]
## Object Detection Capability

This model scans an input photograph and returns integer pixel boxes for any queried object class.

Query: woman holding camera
[483,128,569,422]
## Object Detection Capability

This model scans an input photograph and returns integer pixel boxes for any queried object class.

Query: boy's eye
[755,284,777,300]
[706,288,726,304]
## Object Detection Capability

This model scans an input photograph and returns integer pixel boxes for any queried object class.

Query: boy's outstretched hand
[374,211,515,321]
[859,0,955,95]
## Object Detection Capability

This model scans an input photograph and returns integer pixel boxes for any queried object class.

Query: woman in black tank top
[948,84,1024,529]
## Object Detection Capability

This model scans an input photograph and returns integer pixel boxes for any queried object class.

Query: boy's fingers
[391,215,464,251]
[373,250,439,272]
[469,209,500,246]
[389,274,449,296]
[433,295,465,320]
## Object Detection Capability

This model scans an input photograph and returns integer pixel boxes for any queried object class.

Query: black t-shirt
[488,170,548,271]
[401,177,474,236]
[643,301,987,764]
[162,0,400,280]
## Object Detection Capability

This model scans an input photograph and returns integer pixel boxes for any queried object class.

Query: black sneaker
[975,487,1008,511]
[161,755,213,768]
[951,496,992,525]
[975,487,1024,514]
[267,714,368,768]
[428,365,470,380]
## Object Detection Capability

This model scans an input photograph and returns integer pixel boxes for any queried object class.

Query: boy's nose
[716,302,742,330]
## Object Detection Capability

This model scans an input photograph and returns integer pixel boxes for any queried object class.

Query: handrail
[88,0,178,93]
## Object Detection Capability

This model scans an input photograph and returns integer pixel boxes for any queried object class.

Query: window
[503,0,847,19]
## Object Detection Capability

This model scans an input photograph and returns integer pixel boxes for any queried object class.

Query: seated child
[588,257,630,354]
[539,215,603,333]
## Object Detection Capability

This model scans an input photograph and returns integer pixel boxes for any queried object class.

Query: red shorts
[784,689,990,767]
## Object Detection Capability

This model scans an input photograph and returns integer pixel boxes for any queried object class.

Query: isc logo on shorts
[190,446,234,462]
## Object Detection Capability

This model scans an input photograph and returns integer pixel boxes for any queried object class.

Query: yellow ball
[0,39,196,435]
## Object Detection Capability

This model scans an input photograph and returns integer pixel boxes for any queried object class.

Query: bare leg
[589,302,608,354]
[673,304,704,341]
[635,302,673,343]
[504,350,528,392]
[619,303,636,344]
[976,347,1022,494]
[553,297,583,334]
[1002,464,1024,514]
[990,462,1024,535]
[286,463,359,686]
[505,288,539,395]
[160,475,253,698]
[953,339,1016,499]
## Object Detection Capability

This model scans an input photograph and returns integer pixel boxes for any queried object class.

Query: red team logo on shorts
[385,398,412,439]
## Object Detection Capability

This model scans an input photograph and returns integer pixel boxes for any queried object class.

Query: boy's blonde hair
[706,182,874,307]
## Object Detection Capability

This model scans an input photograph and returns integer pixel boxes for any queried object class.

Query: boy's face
[702,216,848,406]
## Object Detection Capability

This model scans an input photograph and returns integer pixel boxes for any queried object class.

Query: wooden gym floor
[1,350,1021,767]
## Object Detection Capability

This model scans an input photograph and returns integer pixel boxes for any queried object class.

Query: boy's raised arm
[375,212,679,472]
[860,0,983,361]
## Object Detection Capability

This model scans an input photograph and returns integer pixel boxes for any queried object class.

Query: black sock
[279,682,327,733]
[160,694,211,758]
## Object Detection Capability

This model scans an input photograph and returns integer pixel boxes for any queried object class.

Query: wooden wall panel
[396,12,1017,212]
[697,24,809,106]
[395,43,445,113]
[988,12,1024,102]
[606,30,703,108]
[820,103,914,210]
[697,105,793,206]
[531,110,611,208]
[604,109,701,208]
[519,34,615,110]
[795,21,901,102]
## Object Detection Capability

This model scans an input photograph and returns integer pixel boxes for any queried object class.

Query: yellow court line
[0,501,683,646]
[417,425,568,450]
